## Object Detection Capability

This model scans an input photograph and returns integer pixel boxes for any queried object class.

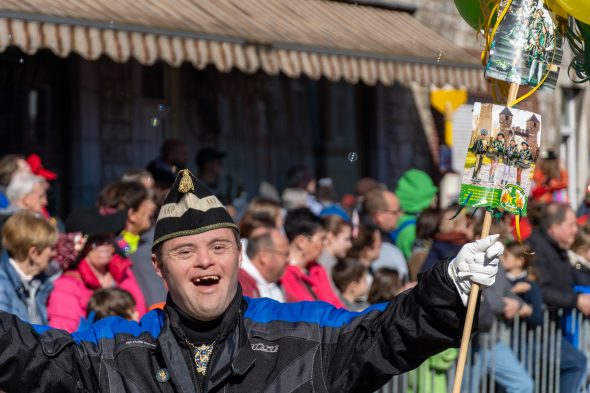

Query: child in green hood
[393,169,438,260]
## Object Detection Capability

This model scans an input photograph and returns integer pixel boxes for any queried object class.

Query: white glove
[448,234,503,306]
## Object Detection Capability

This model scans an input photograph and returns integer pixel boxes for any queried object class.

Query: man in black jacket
[0,170,502,393]
[528,203,590,312]
[527,202,589,393]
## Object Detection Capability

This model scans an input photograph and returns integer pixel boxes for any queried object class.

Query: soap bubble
[150,117,160,128]
[347,152,358,162]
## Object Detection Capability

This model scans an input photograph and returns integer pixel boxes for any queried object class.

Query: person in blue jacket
[0,169,502,393]
[0,210,58,324]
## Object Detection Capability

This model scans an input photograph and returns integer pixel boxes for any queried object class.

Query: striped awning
[0,0,487,91]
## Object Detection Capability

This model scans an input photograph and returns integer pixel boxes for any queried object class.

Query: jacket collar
[76,254,132,289]
[158,318,197,393]
[0,250,50,297]
[1,251,25,293]
[162,285,256,391]
[286,262,319,284]
[537,228,569,254]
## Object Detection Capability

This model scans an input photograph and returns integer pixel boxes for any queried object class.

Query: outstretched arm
[323,236,502,393]
[323,261,467,392]
[0,312,99,393]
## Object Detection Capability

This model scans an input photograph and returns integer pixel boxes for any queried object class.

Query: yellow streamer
[515,214,522,242]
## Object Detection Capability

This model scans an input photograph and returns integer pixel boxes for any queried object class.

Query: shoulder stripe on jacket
[33,309,165,345]
[244,297,388,327]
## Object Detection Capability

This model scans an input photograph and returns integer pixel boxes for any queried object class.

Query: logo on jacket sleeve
[251,343,279,353]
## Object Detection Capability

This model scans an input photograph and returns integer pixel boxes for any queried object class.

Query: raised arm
[323,236,502,392]
[323,261,467,392]
[0,312,99,393]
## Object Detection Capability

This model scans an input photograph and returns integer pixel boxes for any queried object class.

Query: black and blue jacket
[0,261,468,393]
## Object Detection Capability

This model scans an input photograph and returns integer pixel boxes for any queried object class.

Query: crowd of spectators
[0,142,589,392]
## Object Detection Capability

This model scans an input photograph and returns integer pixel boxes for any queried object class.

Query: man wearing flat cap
[0,169,502,392]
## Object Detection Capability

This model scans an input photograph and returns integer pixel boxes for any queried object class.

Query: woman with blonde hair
[0,211,58,324]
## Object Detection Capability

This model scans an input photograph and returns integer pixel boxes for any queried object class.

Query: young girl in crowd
[502,241,543,327]
[347,223,382,293]
[332,258,368,311]
[87,288,139,322]
[318,214,352,288]
[407,208,440,281]
[367,268,403,304]
[77,288,139,331]
[348,223,381,269]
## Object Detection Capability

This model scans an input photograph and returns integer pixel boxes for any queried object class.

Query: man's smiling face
[153,228,241,321]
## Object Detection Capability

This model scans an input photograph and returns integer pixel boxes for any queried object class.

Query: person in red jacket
[47,208,147,332]
[281,208,344,307]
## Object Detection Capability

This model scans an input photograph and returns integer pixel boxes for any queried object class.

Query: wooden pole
[451,82,519,393]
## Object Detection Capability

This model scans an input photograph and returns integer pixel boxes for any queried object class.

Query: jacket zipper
[187,339,218,393]
[202,335,221,392]
[185,342,203,393]
[190,308,241,392]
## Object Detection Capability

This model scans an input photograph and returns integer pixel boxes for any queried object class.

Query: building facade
[0,0,488,215]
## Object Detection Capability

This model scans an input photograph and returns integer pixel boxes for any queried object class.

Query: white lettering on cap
[157,193,225,220]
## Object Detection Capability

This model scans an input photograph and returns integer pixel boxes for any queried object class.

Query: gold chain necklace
[186,340,216,376]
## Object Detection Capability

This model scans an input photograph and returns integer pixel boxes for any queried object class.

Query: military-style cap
[152,169,238,250]
[480,129,488,135]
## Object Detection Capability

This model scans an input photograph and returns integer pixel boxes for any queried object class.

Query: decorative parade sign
[485,0,563,91]
[451,0,589,391]
[459,103,541,215]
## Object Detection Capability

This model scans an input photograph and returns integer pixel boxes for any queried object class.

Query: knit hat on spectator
[152,169,238,251]
[395,169,438,215]
[320,205,351,222]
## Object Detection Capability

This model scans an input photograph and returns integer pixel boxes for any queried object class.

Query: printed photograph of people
[485,0,563,91]
[462,103,541,196]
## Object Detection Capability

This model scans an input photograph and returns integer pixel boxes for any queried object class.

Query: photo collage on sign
[460,103,542,215]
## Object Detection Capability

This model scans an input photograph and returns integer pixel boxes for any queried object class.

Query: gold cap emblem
[178,169,195,194]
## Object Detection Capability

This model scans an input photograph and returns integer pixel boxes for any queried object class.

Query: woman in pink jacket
[281,208,344,308]
[47,208,147,332]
